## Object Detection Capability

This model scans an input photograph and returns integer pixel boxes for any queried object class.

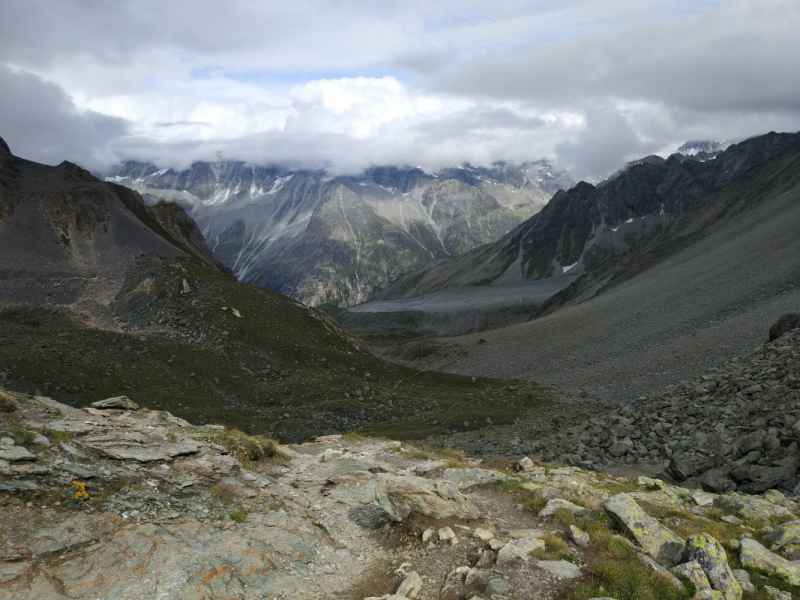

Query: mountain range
[106,160,572,307]
[371,131,800,305]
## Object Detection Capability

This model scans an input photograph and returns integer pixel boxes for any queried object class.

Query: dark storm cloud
[0,66,128,171]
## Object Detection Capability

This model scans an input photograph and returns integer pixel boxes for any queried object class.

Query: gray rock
[732,569,755,593]
[536,560,582,578]
[763,585,792,600]
[698,467,736,494]
[10,463,49,475]
[441,467,507,489]
[769,314,800,341]
[396,570,422,599]
[602,493,684,567]
[0,446,36,462]
[568,525,590,549]
[96,446,169,462]
[684,533,742,600]
[91,396,139,410]
[496,537,545,565]
[0,480,39,491]
[539,498,591,517]
[517,456,535,471]
[58,464,97,479]
[375,476,480,522]
[671,560,714,599]
[739,538,800,586]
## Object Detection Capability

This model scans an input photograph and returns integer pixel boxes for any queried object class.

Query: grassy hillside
[0,255,552,442]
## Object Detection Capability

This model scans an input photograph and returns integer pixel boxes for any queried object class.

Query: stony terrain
[4,386,800,599]
[424,322,800,497]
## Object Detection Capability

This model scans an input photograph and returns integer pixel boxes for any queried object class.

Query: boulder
[90,396,139,410]
[698,467,736,494]
[396,570,422,599]
[684,533,742,600]
[517,456,535,471]
[602,493,684,566]
[671,560,714,600]
[732,569,755,593]
[763,585,792,600]
[568,525,590,549]
[0,446,36,462]
[739,538,800,586]
[731,456,800,495]
[769,314,800,341]
[496,537,545,566]
[375,476,480,522]
[770,520,800,560]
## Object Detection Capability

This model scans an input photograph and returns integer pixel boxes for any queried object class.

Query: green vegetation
[210,485,234,505]
[569,520,690,600]
[198,429,278,469]
[229,509,247,523]
[0,257,552,443]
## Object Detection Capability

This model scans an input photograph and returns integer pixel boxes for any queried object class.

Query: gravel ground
[409,181,800,406]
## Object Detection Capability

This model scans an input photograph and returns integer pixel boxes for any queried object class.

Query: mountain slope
[0,138,551,442]
[394,137,800,408]
[375,131,800,301]
[108,160,570,306]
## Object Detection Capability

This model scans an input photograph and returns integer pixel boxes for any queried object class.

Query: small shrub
[210,485,234,505]
[0,389,18,413]
[166,431,178,442]
[50,430,75,444]
[313,521,330,535]
[8,424,35,446]
[229,509,247,523]
[62,481,89,507]
[132,483,142,491]
[553,507,576,526]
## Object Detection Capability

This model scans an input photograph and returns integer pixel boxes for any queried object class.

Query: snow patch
[266,175,294,195]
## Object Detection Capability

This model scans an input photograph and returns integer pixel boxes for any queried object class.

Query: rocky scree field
[4,389,800,599]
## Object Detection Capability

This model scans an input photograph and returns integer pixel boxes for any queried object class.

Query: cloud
[0,66,128,171]
[0,0,798,177]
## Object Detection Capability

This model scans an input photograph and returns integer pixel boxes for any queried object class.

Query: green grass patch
[569,520,690,600]
[229,509,247,523]
[210,485,234,505]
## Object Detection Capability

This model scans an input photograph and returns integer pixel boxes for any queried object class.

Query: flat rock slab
[177,454,242,475]
[46,420,95,434]
[375,476,480,521]
[496,537,545,565]
[97,446,170,463]
[536,560,582,579]
[58,464,98,479]
[10,463,49,475]
[91,396,139,410]
[165,443,200,457]
[3,514,324,599]
[441,468,508,489]
[539,498,591,517]
[603,493,684,567]
[0,446,37,462]
[0,480,39,491]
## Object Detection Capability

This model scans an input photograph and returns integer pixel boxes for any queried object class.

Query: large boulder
[375,476,480,522]
[739,538,800,586]
[684,533,742,600]
[769,520,800,560]
[496,537,545,566]
[716,493,794,522]
[731,456,800,495]
[769,314,800,341]
[602,493,684,567]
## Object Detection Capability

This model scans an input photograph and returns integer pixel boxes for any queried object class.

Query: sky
[0,0,798,178]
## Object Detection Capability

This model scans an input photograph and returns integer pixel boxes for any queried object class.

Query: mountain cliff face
[375,131,800,301]
[0,136,231,322]
[107,160,570,306]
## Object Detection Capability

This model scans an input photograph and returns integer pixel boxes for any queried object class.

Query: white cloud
[0,0,798,177]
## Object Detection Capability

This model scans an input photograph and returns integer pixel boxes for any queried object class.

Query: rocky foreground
[3,376,800,599]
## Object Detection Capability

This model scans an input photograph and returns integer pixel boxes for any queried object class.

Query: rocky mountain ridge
[107,160,571,307]
[374,131,800,303]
